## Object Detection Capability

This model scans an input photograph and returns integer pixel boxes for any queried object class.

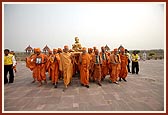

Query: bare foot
[44,80,47,84]
[38,82,42,87]
[31,80,36,83]
[63,86,67,92]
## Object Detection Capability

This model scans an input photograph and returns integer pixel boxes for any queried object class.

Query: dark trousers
[132,62,139,74]
[4,65,14,84]
[127,59,130,72]
[127,64,130,73]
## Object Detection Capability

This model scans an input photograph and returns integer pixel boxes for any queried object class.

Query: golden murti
[72,37,82,52]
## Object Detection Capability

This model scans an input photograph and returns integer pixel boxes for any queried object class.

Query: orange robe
[119,53,128,79]
[79,53,91,86]
[46,54,52,79]
[26,54,37,80]
[88,53,94,80]
[51,54,60,83]
[34,53,47,82]
[100,52,109,79]
[72,53,80,76]
[57,53,63,80]
[26,54,35,70]
[107,52,112,75]
[47,54,60,84]
[92,55,102,82]
[109,53,121,82]
[116,54,121,79]
[59,52,73,87]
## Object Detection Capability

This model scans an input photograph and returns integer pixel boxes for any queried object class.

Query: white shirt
[12,55,17,66]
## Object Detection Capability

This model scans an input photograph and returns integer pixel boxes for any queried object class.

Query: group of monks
[26,45,128,90]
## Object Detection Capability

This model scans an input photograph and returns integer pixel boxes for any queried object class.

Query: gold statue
[72,37,82,52]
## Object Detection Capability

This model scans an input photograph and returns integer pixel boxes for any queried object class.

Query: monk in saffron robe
[79,47,91,88]
[57,48,63,80]
[116,53,121,80]
[100,46,109,81]
[108,51,112,76]
[71,52,79,77]
[47,49,60,88]
[109,48,121,84]
[88,48,94,81]
[59,45,73,90]
[34,48,48,87]
[46,50,52,80]
[26,48,37,83]
[92,49,102,86]
[119,48,128,82]
[93,46,97,54]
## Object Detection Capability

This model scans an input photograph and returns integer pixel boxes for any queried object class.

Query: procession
[4,37,140,92]
[3,3,165,111]
[4,44,164,111]
[25,37,138,90]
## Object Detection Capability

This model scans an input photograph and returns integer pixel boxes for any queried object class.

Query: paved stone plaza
[3,60,165,112]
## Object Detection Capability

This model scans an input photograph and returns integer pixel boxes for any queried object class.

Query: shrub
[147,57,150,60]
[159,56,163,60]
[154,57,157,60]
[149,52,155,57]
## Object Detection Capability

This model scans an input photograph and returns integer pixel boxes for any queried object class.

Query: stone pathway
[3,60,165,112]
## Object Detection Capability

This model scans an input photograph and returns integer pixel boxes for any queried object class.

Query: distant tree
[136,50,140,54]
[132,50,140,54]
[149,52,155,59]
[149,52,155,57]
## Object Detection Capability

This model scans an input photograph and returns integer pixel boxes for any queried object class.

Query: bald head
[64,45,69,53]
[101,46,105,52]
[95,49,99,55]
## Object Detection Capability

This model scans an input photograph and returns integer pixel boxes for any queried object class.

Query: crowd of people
[24,45,140,90]
[4,46,140,91]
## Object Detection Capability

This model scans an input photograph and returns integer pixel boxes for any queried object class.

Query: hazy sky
[4,3,165,52]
